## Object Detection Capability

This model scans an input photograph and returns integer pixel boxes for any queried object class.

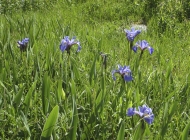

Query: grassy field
[0,0,190,139]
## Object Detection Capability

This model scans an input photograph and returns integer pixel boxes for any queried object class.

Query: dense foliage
[0,0,190,139]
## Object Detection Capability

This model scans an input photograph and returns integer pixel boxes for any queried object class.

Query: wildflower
[60,36,81,54]
[127,104,154,124]
[132,40,154,54]
[124,28,141,42]
[112,65,133,82]
[17,38,29,51]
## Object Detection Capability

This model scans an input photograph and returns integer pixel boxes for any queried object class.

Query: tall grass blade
[42,73,50,115]
[41,105,59,139]
[89,55,97,85]
[117,120,125,140]
[69,80,79,140]
[20,110,31,137]
[69,100,78,140]
[181,120,190,140]
[13,84,24,109]
[24,81,37,114]
[57,79,65,103]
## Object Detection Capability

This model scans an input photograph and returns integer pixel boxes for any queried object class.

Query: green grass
[0,0,190,139]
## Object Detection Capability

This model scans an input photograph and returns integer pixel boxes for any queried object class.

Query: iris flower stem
[68,54,72,79]
[24,55,29,89]
[135,51,143,70]
[133,119,146,139]
[101,55,107,70]
[138,51,143,68]
[101,59,105,75]
[103,55,107,70]
[62,53,68,92]
[140,120,146,138]
[120,78,128,117]
[61,53,63,79]
[130,41,133,50]
[139,51,144,60]
[132,116,135,128]
[127,41,133,63]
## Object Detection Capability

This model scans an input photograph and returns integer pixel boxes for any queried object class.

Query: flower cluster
[124,27,154,55]
[17,36,82,54]
[17,26,155,127]
[127,104,154,124]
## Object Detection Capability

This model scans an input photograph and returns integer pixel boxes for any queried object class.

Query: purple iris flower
[124,28,141,42]
[112,65,133,82]
[17,38,29,51]
[127,104,154,124]
[60,36,81,54]
[132,40,154,54]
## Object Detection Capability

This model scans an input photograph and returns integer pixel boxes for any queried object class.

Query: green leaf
[24,81,37,114]
[13,85,24,109]
[69,81,78,140]
[70,56,80,81]
[89,55,97,85]
[133,121,145,140]
[181,120,190,140]
[41,105,59,139]
[117,120,125,140]
[20,110,31,137]
[69,98,78,140]
[12,64,18,85]
[57,80,65,103]
[95,90,104,115]
[42,73,50,115]
[0,80,8,92]
[70,80,76,97]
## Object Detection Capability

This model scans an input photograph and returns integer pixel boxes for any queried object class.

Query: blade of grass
[117,120,125,140]
[13,84,24,109]
[42,72,50,115]
[24,81,37,114]
[41,105,59,139]
[181,120,190,140]
[69,80,79,140]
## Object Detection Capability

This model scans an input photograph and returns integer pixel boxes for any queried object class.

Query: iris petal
[124,75,133,81]
[148,47,154,54]
[127,108,135,116]
[132,46,138,53]
[17,41,23,45]
[144,114,154,124]
[76,44,82,52]
[60,44,67,52]
[23,38,29,43]
[112,70,119,81]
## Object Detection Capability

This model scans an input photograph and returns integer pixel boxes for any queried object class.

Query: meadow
[0,0,190,139]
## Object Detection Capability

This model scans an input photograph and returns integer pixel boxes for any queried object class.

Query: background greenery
[0,0,190,139]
